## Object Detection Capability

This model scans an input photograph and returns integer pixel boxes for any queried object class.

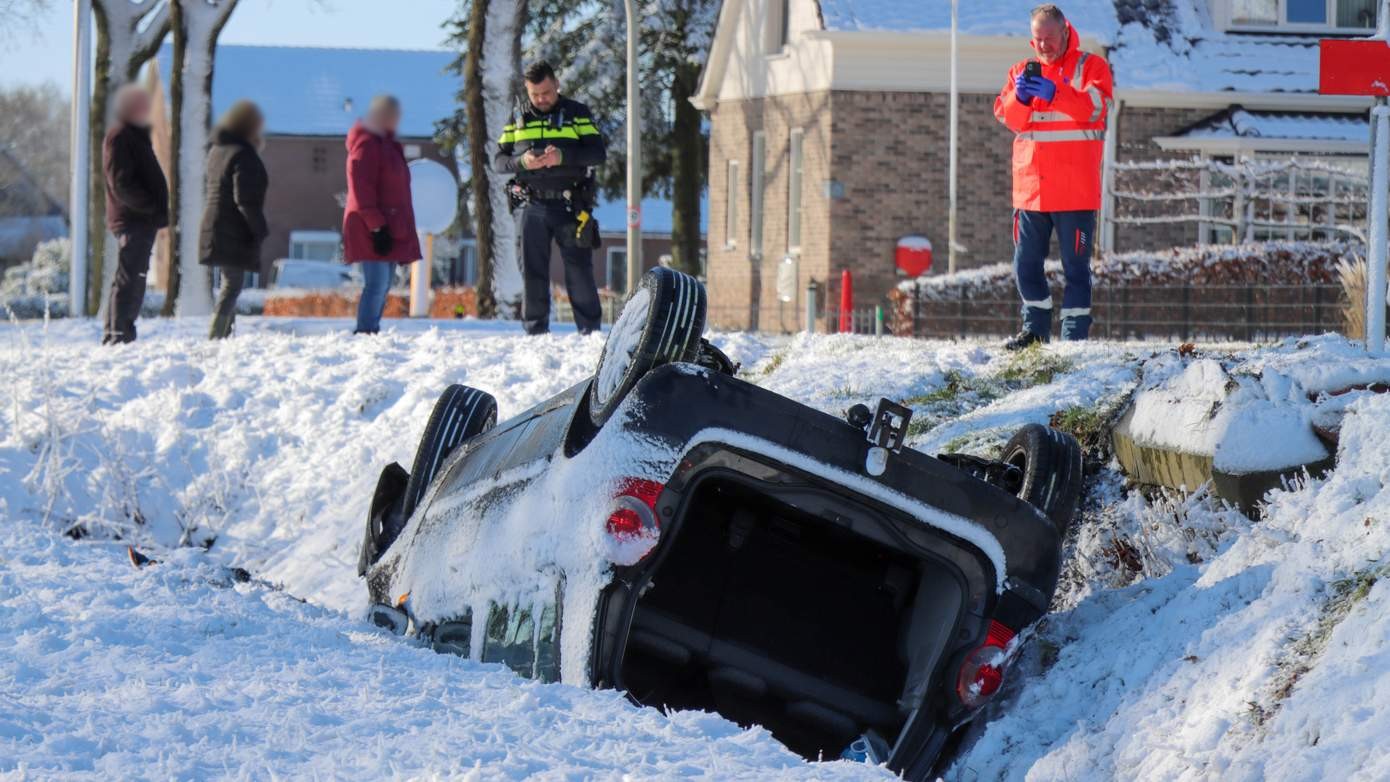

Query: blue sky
[0,0,459,93]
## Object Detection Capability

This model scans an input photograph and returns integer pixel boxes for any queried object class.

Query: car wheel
[589,267,706,427]
[402,384,498,522]
[1001,423,1083,534]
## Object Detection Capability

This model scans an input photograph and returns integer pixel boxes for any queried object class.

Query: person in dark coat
[199,100,269,339]
[102,83,168,345]
[342,95,420,334]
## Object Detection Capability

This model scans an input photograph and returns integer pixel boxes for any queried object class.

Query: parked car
[356,268,1081,778]
[271,259,361,290]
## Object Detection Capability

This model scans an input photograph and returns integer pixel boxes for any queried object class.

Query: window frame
[1228,0,1378,33]
[724,159,740,250]
[787,128,805,256]
[764,0,791,56]
[606,245,628,291]
[749,130,767,261]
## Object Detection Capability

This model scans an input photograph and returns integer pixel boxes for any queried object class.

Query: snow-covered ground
[3,316,1388,779]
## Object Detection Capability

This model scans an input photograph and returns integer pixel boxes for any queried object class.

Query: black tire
[1001,423,1084,534]
[589,267,706,426]
[402,384,498,521]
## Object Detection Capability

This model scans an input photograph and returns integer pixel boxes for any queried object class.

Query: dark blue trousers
[518,201,602,335]
[1012,209,1095,341]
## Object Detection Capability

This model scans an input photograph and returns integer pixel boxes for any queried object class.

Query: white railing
[1107,157,1371,246]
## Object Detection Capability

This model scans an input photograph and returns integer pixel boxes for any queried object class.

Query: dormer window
[1230,0,1377,32]
[765,0,790,55]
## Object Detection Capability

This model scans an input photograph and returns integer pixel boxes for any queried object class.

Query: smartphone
[1024,60,1042,79]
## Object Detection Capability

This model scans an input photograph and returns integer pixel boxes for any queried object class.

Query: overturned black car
[357,268,1081,778]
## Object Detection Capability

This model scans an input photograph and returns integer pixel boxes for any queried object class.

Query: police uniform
[994,20,1114,342]
[494,96,607,335]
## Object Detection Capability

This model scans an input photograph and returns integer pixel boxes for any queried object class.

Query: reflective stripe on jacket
[993,21,1114,212]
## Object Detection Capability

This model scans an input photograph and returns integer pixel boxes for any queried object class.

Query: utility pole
[70,0,92,316]
[947,0,959,274]
[623,0,643,296]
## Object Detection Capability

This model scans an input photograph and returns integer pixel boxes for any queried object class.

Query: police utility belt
[507,177,601,250]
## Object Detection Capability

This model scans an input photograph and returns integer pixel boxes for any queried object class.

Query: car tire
[589,267,706,427]
[1001,423,1083,535]
[402,384,498,521]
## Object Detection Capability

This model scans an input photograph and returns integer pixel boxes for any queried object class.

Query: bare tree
[0,84,70,212]
[163,0,236,316]
[0,0,52,45]
[87,0,170,315]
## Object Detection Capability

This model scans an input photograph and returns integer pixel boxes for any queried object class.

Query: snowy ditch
[3,317,1389,779]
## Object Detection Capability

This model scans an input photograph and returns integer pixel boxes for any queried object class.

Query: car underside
[358,267,1079,779]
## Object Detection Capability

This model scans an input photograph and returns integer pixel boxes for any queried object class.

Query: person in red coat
[342,95,421,334]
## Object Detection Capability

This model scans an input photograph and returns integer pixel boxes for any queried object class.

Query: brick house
[694,0,1378,331]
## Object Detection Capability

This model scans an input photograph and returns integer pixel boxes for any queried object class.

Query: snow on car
[358,268,1084,777]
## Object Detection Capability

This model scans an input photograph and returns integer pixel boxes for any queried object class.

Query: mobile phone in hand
[1024,60,1042,79]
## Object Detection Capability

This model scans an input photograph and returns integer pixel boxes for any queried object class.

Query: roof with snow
[811,0,1358,94]
[1178,108,1369,142]
[155,45,457,138]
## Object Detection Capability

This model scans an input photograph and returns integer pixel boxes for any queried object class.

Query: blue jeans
[355,261,395,333]
[1013,209,1095,341]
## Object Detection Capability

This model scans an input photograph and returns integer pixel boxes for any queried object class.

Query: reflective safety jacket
[993,21,1114,213]
[493,96,607,192]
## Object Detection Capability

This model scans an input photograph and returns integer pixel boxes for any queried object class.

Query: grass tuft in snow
[1255,562,1390,728]
[997,344,1074,386]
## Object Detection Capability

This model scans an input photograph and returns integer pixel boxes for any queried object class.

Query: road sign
[1319,39,1390,95]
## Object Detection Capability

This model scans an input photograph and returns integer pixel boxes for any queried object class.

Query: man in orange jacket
[994,4,1113,349]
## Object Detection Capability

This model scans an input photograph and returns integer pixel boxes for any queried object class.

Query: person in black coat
[102,84,168,345]
[199,100,269,339]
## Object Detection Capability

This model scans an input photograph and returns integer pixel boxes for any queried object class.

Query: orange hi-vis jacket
[993,21,1114,213]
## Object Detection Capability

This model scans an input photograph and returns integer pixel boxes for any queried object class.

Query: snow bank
[952,391,1390,781]
[6,318,1390,778]
[0,518,889,780]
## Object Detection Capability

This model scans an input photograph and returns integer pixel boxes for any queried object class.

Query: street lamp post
[623,0,643,296]
[70,0,92,316]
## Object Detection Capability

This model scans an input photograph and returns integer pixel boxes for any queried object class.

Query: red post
[839,269,854,333]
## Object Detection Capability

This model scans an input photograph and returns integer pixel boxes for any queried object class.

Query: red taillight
[956,620,1016,709]
[605,479,665,565]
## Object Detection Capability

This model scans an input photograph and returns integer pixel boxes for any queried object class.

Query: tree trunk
[86,15,112,316]
[478,0,526,314]
[669,60,704,278]
[167,0,238,317]
[162,0,186,315]
[464,0,496,318]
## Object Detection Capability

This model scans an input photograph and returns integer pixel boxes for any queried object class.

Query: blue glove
[1014,73,1035,104]
[1027,75,1057,103]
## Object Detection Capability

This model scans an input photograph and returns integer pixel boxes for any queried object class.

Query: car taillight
[956,620,1016,709]
[605,478,664,565]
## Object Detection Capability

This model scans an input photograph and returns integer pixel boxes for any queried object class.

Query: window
[787,128,805,254]
[606,246,628,292]
[311,145,328,174]
[1231,0,1376,29]
[750,131,767,260]
[453,239,478,286]
[765,0,791,53]
[725,160,740,249]
[480,583,563,684]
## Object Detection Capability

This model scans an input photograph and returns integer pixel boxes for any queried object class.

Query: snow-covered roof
[1180,109,1369,141]
[811,0,1343,94]
[155,45,457,138]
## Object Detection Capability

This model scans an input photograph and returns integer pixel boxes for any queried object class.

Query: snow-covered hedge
[899,241,1357,302]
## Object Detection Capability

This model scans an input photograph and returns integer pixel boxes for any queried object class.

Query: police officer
[494,61,607,335]
[994,4,1113,349]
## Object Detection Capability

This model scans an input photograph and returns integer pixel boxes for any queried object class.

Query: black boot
[1003,330,1045,351]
